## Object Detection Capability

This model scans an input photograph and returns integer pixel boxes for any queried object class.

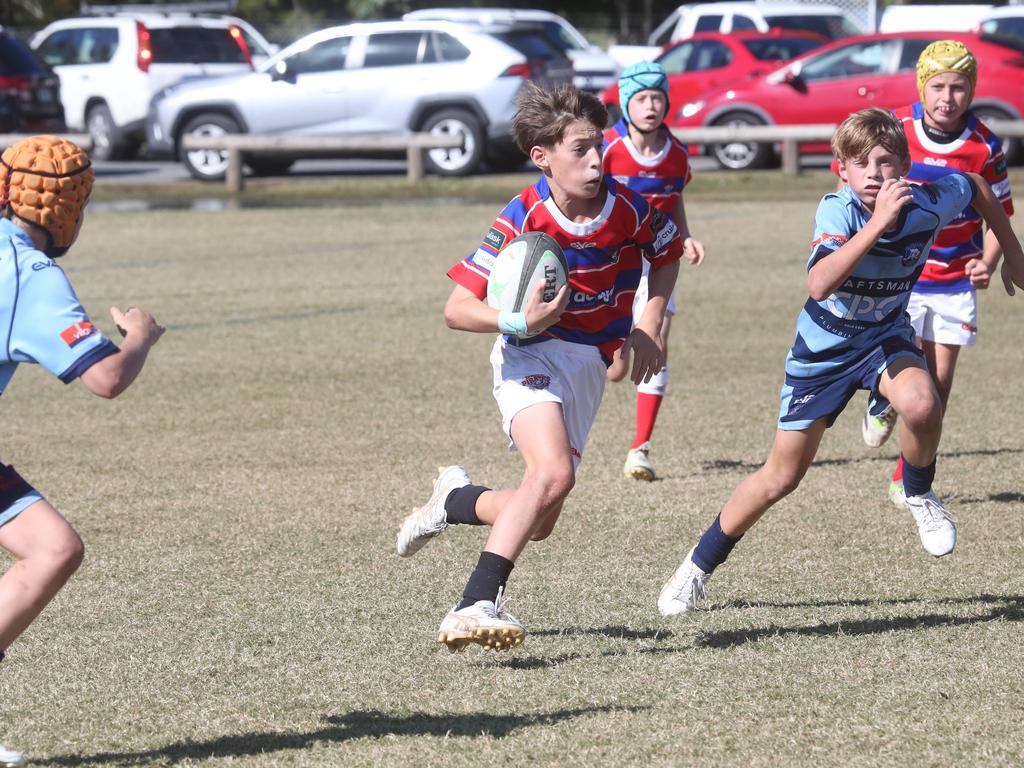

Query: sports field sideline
[2,170,1022,766]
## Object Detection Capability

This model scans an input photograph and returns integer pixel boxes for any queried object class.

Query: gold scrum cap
[916,40,977,103]
[0,135,94,251]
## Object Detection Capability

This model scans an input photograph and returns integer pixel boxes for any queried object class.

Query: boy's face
[837,144,911,210]
[627,89,667,132]
[530,119,604,201]
[922,72,972,132]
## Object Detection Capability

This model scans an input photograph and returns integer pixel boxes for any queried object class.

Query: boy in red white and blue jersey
[397,83,682,654]
[853,40,1016,505]
[601,61,705,482]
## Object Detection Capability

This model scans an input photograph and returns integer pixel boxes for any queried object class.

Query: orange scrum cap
[0,135,94,256]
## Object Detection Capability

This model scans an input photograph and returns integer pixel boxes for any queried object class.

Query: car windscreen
[764,15,852,40]
[0,34,46,74]
[491,30,563,61]
[743,37,824,61]
[149,26,248,64]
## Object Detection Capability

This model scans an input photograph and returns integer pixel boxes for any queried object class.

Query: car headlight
[678,100,705,119]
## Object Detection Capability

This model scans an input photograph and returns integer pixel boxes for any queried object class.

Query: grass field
[2,170,1023,766]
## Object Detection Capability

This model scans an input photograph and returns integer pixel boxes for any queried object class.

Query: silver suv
[146,19,573,180]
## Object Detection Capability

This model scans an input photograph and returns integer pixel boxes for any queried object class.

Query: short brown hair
[511,82,608,154]
[832,107,908,164]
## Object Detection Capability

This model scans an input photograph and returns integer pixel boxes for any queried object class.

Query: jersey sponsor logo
[812,233,848,250]
[472,249,496,272]
[570,241,597,249]
[60,321,96,347]
[961,323,977,333]
[994,157,1008,176]
[521,374,551,390]
[902,245,923,267]
[484,227,507,252]
[650,211,677,252]
[572,286,615,305]
[791,393,815,409]
[638,170,658,178]
[922,157,948,167]
[31,260,58,271]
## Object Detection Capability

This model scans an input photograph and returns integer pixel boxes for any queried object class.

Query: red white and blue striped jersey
[447,175,682,362]
[601,120,692,216]
[897,103,1014,293]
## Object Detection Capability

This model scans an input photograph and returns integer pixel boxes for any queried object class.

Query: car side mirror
[271,59,293,82]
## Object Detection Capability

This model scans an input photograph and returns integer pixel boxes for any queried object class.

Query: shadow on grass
[702,446,1024,474]
[531,625,674,641]
[700,594,1024,649]
[41,705,643,766]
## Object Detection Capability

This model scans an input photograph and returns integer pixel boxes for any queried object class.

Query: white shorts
[631,272,676,396]
[907,290,977,346]
[490,336,606,468]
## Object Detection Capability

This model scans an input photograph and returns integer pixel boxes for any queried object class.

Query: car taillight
[501,62,537,78]
[136,20,152,72]
[229,25,253,68]
[0,75,31,93]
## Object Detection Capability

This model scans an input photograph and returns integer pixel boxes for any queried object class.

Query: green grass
[1,175,1023,766]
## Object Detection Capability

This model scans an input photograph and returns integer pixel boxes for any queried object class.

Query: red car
[669,31,1024,170]
[601,30,827,124]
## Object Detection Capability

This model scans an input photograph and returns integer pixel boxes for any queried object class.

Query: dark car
[0,29,64,133]
[671,31,1024,169]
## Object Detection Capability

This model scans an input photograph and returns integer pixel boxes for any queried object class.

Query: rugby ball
[486,231,568,337]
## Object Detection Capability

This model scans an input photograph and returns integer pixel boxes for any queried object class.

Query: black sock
[0,649,5,663]
[444,485,488,525]
[691,514,742,574]
[901,454,936,498]
[456,551,514,610]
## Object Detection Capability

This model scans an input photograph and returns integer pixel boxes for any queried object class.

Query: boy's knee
[49,532,85,578]
[763,467,804,502]
[899,393,942,432]
[523,465,575,508]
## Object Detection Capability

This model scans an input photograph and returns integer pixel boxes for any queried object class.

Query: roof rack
[80,0,238,16]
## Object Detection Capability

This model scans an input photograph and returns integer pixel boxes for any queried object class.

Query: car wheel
[710,112,772,171]
[420,109,485,177]
[246,157,295,177]
[87,104,129,161]
[971,106,1020,165]
[179,113,240,181]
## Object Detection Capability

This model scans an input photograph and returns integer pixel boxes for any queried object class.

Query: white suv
[31,12,260,159]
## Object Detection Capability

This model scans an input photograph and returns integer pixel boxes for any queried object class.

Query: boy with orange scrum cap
[0,136,163,766]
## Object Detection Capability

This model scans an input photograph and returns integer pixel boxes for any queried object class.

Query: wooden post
[782,139,800,175]
[407,145,424,182]
[226,148,244,193]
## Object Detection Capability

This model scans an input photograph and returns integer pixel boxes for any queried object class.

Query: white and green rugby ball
[486,231,569,337]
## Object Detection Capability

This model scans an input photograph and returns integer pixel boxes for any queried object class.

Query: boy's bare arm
[964,171,1024,295]
[807,178,912,301]
[443,282,568,335]
[629,259,679,385]
[79,306,164,399]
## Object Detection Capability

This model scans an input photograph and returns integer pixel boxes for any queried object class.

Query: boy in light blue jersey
[0,136,163,765]
[658,108,1024,616]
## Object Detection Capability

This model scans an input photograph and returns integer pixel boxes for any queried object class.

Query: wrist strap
[498,311,529,337]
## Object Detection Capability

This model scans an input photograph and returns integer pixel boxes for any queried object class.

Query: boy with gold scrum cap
[856,40,1015,509]
[0,136,163,765]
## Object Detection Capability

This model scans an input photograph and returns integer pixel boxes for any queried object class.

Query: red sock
[632,393,663,449]
[891,454,903,484]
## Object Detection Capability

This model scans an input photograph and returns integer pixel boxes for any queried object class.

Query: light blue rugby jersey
[785,173,975,386]
[0,218,117,395]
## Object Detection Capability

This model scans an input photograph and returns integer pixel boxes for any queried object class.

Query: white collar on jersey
[543,189,616,236]
[913,116,970,154]
[622,131,671,168]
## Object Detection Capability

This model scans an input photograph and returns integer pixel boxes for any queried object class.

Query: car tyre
[87,103,130,161]
[245,157,295,177]
[971,106,1020,165]
[179,113,241,181]
[420,108,485,177]
[710,112,772,171]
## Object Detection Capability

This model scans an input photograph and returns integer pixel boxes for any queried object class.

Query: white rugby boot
[0,743,24,767]
[437,588,526,653]
[396,465,470,557]
[658,547,711,616]
[904,490,957,557]
[862,406,898,448]
[624,442,656,481]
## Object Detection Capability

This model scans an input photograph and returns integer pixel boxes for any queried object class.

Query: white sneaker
[0,743,24,768]
[904,490,957,557]
[396,465,470,557]
[437,588,526,653]
[862,407,897,448]
[888,480,906,509]
[658,547,710,616]
[624,442,656,481]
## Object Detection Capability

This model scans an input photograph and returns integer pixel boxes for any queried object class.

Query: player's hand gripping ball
[486,231,568,338]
